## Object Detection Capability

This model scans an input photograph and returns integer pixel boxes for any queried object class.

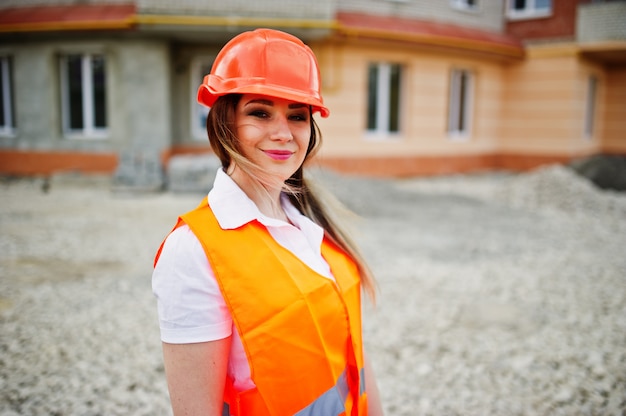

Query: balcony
[135,0,337,41]
[577,1,626,64]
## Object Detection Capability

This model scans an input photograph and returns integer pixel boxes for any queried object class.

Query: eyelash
[290,113,308,122]
[248,110,268,118]
[247,110,308,122]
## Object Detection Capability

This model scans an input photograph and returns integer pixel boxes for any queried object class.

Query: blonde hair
[206,94,377,301]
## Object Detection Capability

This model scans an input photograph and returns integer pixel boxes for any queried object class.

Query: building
[0,0,624,180]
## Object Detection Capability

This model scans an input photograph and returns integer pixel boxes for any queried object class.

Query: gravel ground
[1,164,625,416]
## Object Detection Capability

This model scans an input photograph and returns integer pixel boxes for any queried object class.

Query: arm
[154,226,234,414]
[365,351,384,416]
[162,337,232,416]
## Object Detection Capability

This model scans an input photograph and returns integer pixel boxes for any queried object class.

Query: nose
[270,115,293,142]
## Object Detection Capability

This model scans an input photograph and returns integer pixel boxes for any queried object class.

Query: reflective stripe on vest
[223,367,366,416]
[295,369,350,416]
[221,366,367,416]
[157,198,367,415]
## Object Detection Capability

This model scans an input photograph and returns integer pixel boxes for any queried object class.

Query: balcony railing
[577,1,626,43]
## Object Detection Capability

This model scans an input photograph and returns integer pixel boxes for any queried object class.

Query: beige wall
[501,52,579,154]
[499,44,605,157]
[311,38,625,176]
[313,40,506,159]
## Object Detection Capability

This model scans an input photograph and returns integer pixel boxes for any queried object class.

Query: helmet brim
[197,82,330,118]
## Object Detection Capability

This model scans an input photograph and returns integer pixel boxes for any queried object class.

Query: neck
[227,164,288,222]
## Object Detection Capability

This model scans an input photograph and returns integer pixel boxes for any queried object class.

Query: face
[233,94,311,183]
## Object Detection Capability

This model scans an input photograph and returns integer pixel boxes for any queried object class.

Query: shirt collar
[207,168,324,245]
[208,168,260,230]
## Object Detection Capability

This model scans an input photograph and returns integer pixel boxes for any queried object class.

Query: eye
[289,112,309,122]
[248,110,269,119]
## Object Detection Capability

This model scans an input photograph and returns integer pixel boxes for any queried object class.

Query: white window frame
[584,75,598,139]
[60,53,108,139]
[451,0,479,12]
[507,0,552,20]
[447,68,474,139]
[191,57,214,141]
[0,56,15,137]
[366,62,403,139]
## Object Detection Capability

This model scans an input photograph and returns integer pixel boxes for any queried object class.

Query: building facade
[0,0,624,178]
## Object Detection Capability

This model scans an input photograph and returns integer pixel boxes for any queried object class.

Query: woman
[153,28,383,415]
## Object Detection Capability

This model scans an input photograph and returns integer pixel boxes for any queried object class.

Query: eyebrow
[244,99,308,110]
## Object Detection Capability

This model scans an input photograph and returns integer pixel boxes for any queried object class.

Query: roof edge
[0,4,136,33]
[335,12,525,60]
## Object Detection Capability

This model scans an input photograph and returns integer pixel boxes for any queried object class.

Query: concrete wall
[338,0,504,32]
[137,0,336,19]
[578,1,626,43]
[0,0,334,18]
[169,43,222,148]
[115,40,171,150]
[0,38,171,154]
[6,43,60,151]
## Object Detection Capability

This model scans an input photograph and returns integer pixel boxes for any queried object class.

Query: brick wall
[506,0,591,41]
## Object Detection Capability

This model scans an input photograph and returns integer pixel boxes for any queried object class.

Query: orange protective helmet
[197,28,329,117]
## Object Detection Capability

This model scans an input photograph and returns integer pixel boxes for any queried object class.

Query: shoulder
[156,224,207,271]
[164,224,201,250]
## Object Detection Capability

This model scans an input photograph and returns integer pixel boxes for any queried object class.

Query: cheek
[236,123,262,149]
[295,127,312,150]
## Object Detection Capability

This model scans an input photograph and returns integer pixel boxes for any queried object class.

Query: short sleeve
[152,224,233,344]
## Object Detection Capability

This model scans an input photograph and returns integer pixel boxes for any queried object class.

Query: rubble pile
[1,165,624,415]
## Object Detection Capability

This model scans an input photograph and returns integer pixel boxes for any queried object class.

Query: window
[584,76,598,139]
[451,0,478,11]
[447,69,473,138]
[191,58,214,140]
[367,62,402,136]
[0,56,15,136]
[60,54,107,138]
[507,0,552,19]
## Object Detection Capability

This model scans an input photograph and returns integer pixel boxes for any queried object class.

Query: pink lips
[263,150,294,161]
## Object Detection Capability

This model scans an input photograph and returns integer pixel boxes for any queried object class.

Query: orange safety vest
[155,198,368,416]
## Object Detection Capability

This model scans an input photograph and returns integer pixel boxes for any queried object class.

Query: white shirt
[152,168,333,390]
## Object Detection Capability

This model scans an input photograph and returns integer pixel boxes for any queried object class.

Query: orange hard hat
[197,28,329,117]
